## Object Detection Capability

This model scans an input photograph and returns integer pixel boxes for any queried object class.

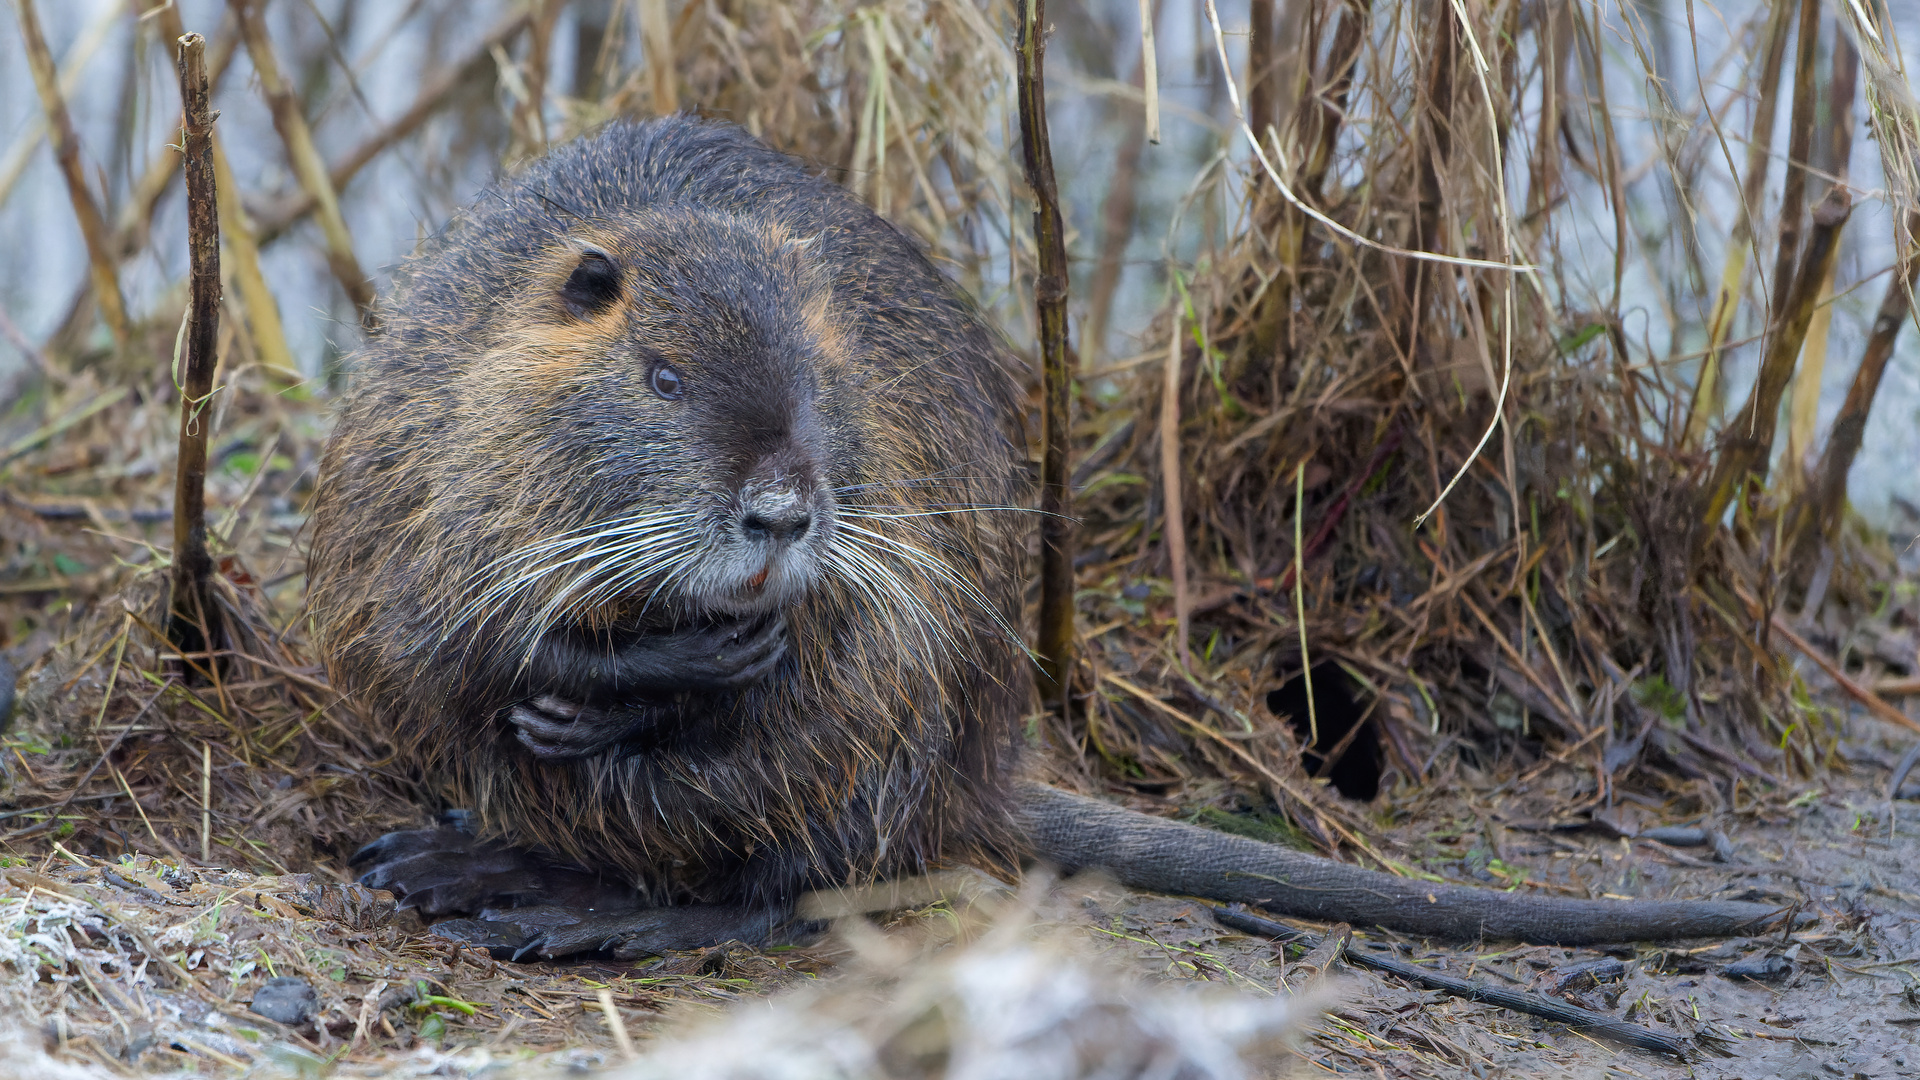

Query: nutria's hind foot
[350,819,633,916]
[432,903,786,961]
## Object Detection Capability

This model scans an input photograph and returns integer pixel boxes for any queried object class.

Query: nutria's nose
[741,503,810,538]
[740,491,812,543]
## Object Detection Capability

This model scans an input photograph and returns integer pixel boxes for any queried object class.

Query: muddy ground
[1074,716,1920,1079]
[6,714,1920,1079]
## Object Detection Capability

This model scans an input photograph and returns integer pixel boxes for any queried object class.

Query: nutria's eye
[650,364,684,400]
[560,250,622,318]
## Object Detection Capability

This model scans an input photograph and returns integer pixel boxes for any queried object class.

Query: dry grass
[1045,0,1920,858]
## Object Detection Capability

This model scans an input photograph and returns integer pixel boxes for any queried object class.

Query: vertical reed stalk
[1402,0,1456,360]
[1160,307,1189,670]
[514,0,563,152]
[1682,0,1792,448]
[1083,0,1159,369]
[1136,0,1160,144]
[640,0,679,113]
[171,33,222,658]
[231,0,377,327]
[1301,0,1368,200]
[1699,186,1852,532]
[1766,0,1821,323]
[1783,32,1859,494]
[1016,0,1077,708]
[1248,0,1277,146]
[212,138,299,386]
[16,0,132,353]
[1793,211,1920,567]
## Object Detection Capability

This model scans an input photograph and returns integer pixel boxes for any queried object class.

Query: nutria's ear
[559,249,623,318]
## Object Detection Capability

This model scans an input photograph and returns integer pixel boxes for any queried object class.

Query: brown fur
[308,118,1030,910]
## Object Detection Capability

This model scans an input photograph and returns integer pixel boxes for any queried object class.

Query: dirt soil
[1079,721,1920,1080]
[6,715,1920,1079]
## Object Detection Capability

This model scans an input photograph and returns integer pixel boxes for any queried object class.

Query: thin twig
[1293,461,1317,746]
[1214,905,1694,1059]
[1769,615,1920,738]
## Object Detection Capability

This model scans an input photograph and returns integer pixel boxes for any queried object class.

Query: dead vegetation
[1,0,1919,1074]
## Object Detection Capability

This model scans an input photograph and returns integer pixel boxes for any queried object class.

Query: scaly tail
[1015,783,1794,946]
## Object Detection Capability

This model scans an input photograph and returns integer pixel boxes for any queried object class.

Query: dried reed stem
[1767,0,1822,325]
[1783,32,1860,494]
[640,0,679,113]
[597,989,636,1059]
[1768,614,1920,738]
[170,32,222,656]
[122,0,239,258]
[1204,0,1518,275]
[1084,5,1158,369]
[16,0,132,352]
[1795,211,1920,561]
[212,138,298,385]
[200,741,212,864]
[1301,0,1367,200]
[254,11,531,244]
[1016,0,1076,707]
[1160,308,1189,670]
[1699,187,1853,531]
[0,1,118,211]
[231,0,377,327]
[1293,461,1317,746]
[1248,0,1278,145]
[1136,0,1159,144]
[1683,0,1793,449]
[514,0,563,153]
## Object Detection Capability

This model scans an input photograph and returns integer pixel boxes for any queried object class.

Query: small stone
[1723,954,1793,982]
[250,976,317,1025]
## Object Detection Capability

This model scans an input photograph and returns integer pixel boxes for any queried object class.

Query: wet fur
[308,117,1029,912]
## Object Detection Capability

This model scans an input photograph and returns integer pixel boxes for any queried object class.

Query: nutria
[310,117,1789,959]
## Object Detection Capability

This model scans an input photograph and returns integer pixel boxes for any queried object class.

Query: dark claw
[509,700,638,760]
[431,917,531,960]
[350,826,464,870]
[353,823,643,921]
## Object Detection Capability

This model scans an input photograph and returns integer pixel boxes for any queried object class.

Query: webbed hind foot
[350,816,632,916]
[432,903,785,961]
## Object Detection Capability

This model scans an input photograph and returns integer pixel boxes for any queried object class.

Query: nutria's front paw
[644,611,790,689]
[509,695,636,759]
